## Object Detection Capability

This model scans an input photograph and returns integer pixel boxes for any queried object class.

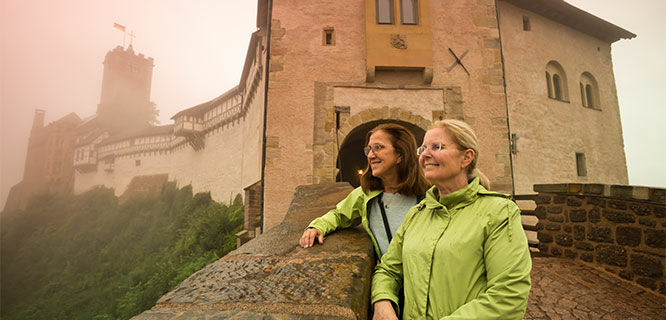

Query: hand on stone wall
[299,227,324,248]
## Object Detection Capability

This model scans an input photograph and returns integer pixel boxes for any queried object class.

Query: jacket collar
[423,177,482,210]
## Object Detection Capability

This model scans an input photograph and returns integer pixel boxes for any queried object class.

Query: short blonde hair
[430,119,490,189]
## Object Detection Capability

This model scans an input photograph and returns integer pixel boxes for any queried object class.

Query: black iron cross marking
[447,48,470,75]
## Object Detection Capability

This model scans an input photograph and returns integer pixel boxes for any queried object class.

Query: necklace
[382,193,396,209]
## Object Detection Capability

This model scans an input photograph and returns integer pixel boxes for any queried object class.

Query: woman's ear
[461,149,474,169]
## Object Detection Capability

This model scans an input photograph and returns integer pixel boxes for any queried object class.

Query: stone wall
[534,183,665,295]
[134,183,375,320]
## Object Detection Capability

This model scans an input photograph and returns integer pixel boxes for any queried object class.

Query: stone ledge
[534,183,665,204]
[134,183,376,320]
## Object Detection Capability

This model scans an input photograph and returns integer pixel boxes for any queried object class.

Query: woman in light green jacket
[299,123,430,258]
[372,120,532,320]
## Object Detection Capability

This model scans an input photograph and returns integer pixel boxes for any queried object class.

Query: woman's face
[366,130,401,181]
[418,128,471,186]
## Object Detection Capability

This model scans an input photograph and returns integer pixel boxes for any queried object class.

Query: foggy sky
[1,0,665,208]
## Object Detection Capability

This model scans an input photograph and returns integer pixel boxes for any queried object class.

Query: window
[552,74,562,100]
[579,72,600,109]
[576,153,587,177]
[400,0,418,25]
[545,61,569,101]
[377,0,394,24]
[522,16,531,31]
[323,27,335,46]
[135,159,141,167]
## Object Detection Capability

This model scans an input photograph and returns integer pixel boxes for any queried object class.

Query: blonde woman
[372,119,532,319]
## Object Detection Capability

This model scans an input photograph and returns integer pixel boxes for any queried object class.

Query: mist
[1,0,665,208]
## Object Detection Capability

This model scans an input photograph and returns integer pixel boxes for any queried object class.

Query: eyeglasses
[364,144,386,156]
[416,143,445,156]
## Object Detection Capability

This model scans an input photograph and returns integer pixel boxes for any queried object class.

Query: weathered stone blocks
[639,217,657,227]
[535,195,551,204]
[569,209,587,222]
[534,183,665,296]
[644,229,665,248]
[602,209,635,223]
[574,241,594,251]
[589,208,601,223]
[637,278,658,290]
[631,254,663,278]
[588,227,613,243]
[630,204,651,216]
[538,232,553,243]
[555,233,573,247]
[567,198,582,207]
[616,226,641,247]
[573,225,585,241]
[595,245,627,267]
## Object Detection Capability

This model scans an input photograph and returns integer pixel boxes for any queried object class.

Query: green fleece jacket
[372,178,532,319]
[307,187,385,257]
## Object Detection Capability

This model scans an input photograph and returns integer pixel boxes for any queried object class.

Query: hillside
[1,183,243,319]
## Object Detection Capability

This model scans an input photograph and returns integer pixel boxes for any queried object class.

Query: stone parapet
[134,183,375,320]
[534,183,666,295]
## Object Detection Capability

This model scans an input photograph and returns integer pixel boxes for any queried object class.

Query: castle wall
[498,2,629,194]
[428,0,512,191]
[264,0,512,229]
[264,0,368,229]
[73,38,266,205]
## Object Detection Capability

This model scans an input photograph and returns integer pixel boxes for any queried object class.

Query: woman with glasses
[299,123,430,259]
[372,119,532,320]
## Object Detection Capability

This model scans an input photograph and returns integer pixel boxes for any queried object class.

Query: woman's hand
[373,300,398,320]
[299,228,324,248]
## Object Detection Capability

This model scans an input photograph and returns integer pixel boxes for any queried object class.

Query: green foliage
[0,183,244,319]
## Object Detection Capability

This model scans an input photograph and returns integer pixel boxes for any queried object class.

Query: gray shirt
[368,192,417,256]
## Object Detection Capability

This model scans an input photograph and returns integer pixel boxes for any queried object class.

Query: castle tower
[4,110,81,211]
[97,45,156,133]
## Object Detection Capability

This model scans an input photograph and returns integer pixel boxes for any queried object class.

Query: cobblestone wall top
[534,183,665,204]
[134,183,376,320]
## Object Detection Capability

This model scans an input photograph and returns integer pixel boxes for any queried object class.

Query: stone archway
[312,106,432,186]
[336,119,426,187]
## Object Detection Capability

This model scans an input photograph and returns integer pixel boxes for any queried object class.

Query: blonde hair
[430,119,490,189]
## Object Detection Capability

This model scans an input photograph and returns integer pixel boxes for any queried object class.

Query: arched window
[545,61,569,102]
[552,74,562,100]
[579,72,600,109]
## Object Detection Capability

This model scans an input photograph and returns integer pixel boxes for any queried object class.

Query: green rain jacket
[307,187,385,257]
[372,178,532,319]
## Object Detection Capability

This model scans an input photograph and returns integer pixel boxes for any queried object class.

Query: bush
[0,184,243,320]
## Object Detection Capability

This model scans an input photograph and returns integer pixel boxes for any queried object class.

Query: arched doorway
[336,120,426,187]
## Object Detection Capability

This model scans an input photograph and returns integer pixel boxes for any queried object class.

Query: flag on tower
[113,23,126,32]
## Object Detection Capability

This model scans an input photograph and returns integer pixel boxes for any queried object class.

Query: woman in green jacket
[372,119,532,320]
[299,123,430,258]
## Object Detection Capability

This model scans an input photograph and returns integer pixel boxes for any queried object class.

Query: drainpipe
[260,0,273,234]
[494,0,516,196]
